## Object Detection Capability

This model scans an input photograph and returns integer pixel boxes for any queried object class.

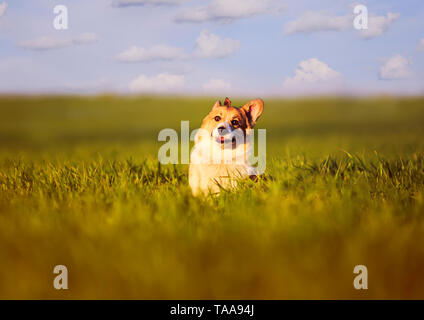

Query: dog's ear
[224,97,231,107]
[241,99,264,128]
[212,100,222,110]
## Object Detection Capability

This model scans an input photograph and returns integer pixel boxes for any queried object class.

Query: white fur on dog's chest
[189,162,253,196]
[189,138,256,195]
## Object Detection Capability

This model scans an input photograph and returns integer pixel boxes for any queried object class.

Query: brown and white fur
[189,98,264,196]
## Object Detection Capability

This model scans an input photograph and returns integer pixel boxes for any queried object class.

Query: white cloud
[379,54,412,80]
[129,73,185,93]
[284,58,342,86]
[193,30,240,58]
[358,13,399,39]
[118,31,239,62]
[175,0,285,23]
[113,0,187,7]
[284,11,351,35]
[0,2,7,17]
[117,45,186,62]
[19,33,98,50]
[19,37,72,50]
[282,58,344,94]
[72,33,98,45]
[202,78,231,93]
[416,38,424,52]
[283,10,399,39]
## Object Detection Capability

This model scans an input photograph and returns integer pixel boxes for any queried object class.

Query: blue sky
[0,0,423,96]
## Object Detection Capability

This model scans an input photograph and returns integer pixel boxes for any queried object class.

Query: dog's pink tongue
[220,137,225,143]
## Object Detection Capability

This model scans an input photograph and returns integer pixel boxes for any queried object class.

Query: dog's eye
[231,119,239,126]
[214,116,221,122]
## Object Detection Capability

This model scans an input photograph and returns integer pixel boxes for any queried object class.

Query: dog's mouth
[220,136,236,143]
[218,136,237,145]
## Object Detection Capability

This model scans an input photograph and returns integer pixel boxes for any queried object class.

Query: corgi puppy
[189,97,264,196]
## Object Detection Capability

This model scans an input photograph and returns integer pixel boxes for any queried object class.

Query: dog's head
[197,97,264,147]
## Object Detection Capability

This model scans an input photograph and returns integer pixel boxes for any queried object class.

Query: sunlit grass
[0,96,423,299]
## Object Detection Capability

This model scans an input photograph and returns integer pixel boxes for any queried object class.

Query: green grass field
[1,95,424,299]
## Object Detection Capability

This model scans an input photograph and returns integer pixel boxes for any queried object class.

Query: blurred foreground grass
[0,95,424,299]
